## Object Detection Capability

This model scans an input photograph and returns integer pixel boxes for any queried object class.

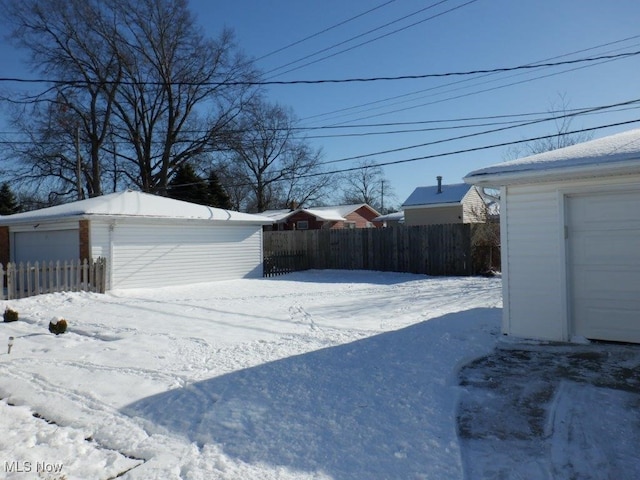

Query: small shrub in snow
[3,307,18,323]
[49,317,68,335]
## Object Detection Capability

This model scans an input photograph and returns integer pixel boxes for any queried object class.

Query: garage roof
[464,128,640,186]
[0,190,273,225]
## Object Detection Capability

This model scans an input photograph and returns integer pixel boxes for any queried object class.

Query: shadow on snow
[122,308,500,479]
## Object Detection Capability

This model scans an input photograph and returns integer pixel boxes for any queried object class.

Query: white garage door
[567,190,640,343]
[110,223,263,289]
[13,229,79,264]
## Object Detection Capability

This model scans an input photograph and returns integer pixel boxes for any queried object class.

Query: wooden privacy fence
[0,258,107,300]
[264,224,475,276]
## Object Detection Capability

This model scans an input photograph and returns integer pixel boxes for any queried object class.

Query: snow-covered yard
[0,270,638,479]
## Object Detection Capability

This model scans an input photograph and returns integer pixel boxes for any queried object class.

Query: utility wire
[302,105,640,139]
[162,119,640,190]
[326,51,638,125]
[300,34,640,123]
[253,0,396,63]
[294,119,640,180]
[2,99,639,146]
[1,101,638,136]
[2,50,637,87]
[264,0,468,78]
[314,97,640,166]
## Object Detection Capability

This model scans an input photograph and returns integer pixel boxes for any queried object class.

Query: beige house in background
[402,176,486,226]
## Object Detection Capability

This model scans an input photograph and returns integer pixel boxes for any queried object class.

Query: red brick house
[261,204,382,231]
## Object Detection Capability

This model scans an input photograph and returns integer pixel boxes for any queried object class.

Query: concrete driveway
[457,341,640,479]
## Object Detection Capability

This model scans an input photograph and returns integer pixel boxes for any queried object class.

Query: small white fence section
[0,258,107,300]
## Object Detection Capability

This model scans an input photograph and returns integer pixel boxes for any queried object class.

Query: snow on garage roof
[464,128,640,186]
[0,190,273,224]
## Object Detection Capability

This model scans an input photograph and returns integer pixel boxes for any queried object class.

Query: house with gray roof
[401,176,485,226]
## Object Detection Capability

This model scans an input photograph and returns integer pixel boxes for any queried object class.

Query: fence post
[82,259,89,291]
[34,261,41,296]
[7,263,14,300]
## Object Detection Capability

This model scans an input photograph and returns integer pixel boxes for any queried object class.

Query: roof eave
[0,212,274,226]
[464,160,640,187]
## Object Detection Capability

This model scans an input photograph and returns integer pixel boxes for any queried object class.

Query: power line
[294,119,640,180]
[2,50,637,87]
[302,105,640,139]
[2,99,638,145]
[164,119,640,190]
[1,99,631,136]
[300,34,640,124]
[263,0,464,78]
[313,97,640,166]
[324,50,638,125]
[253,0,396,63]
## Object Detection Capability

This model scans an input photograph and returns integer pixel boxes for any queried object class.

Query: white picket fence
[0,258,107,300]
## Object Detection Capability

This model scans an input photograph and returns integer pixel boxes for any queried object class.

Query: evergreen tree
[206,171,232,209]
[167,164,209,205]
[0,183,21,215]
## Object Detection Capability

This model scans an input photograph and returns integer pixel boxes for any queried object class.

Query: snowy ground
[0,270,638,479]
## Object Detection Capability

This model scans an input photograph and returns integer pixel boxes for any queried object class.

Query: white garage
[464,128,640,344]
[0,190,272,290]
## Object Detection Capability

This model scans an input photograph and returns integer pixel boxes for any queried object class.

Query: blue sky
[2,0,640,207]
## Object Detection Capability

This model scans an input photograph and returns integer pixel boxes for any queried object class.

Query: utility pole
[381,179,385,213]
[75,126,83,200]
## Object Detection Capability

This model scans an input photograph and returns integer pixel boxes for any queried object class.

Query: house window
[345,221,356,229]
[297,220,309,230]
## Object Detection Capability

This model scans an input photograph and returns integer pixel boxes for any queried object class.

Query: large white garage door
[567,190,640,343]
[110,223,263,289]
[14,229,79,264]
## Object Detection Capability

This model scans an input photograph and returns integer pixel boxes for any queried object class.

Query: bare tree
[504,93,594,160]
[340,159,394,212]
[224,98,331,212]
[1,0,122,199]
[107,0,258,194]
[0,0,258,201]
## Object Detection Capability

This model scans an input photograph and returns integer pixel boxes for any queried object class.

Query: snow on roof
[302,208,346,222]
[1,190,273,224]
[402,183,472,207]
[464,128,640,185]
[373,211,404,223]
[310,204,378,217]
[259,204,380,223]
[259,209,292,221]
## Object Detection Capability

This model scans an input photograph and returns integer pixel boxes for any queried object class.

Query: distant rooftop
[260,203,380,223]
[402,183,473,207]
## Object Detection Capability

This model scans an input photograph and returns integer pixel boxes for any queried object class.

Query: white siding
[503,174,640,342]
[90,221,111,259]
[502,184,565,340]
[462,187,486,222]
[110,221,263,289]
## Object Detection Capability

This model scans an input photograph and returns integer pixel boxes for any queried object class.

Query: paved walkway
[457,341,640,479]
